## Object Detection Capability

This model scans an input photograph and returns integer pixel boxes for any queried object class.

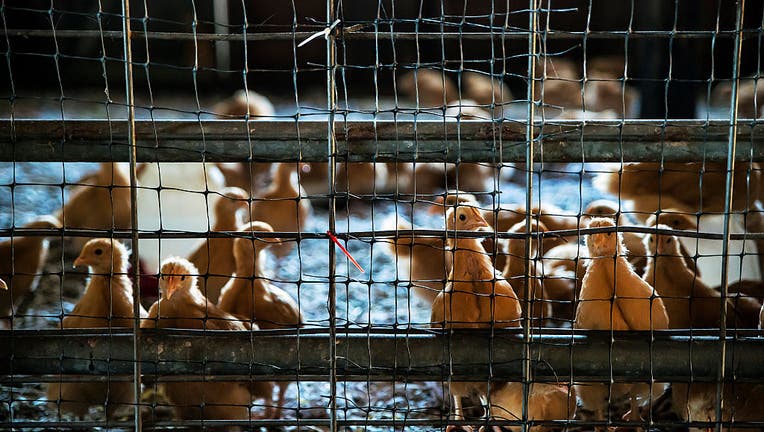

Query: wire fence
[1,0,763,431]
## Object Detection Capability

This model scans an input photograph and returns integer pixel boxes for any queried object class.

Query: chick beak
[165,277,180,300]
[73,255,88,268]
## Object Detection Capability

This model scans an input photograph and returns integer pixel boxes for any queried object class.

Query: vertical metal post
[326,0,338,431]
[715,1,745,430]
[523,1,539,432]
[120,0,142,430]
[213,1,230,75]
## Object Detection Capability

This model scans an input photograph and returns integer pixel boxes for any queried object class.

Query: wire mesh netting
[1,0,764,430]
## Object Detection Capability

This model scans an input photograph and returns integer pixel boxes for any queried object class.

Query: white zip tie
[298,19,341,48]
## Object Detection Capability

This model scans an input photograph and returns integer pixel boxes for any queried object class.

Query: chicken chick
[249,163,311,258]
[47,238,145,419]
[142,257,272,421]
[215,162,271,196]
[462,71,513,119]
[398,69,458,107]
[218,221,302,419]
[574,218,669,425]
[212,89,276,118]
[431,206,522,424]
[643,225,759,329]
[503,221,554,326]
[187,187,249,303]
[0,215,61,328]
[584,199,647,274]
[644,211,701,277]
[710,78,764,118]
[485,383,576,432]
[387,219,452,305]
[56,163,132,248]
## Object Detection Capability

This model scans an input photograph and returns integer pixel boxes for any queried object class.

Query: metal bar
[119,0,142,429]
[716,1,746,430]
[0,29,759,41]
[4,226,764,241]
[3,330,764,380]
[1,120,763,163]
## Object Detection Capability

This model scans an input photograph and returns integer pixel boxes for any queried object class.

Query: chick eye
[180,275,186,281]
[459,214,466,221]
[94,248,103,256]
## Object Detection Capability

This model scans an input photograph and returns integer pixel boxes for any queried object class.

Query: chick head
[74,238,129,273]
[24,215,62,230]
[645,210,697,231]
[428,191,479,215]
[159,257,199,300]
[584,199,620,220]
[215,187,249,215]
[234,221,279,260]
[645,224,681,256]
[446,205,490,231]
[585,217,622,257]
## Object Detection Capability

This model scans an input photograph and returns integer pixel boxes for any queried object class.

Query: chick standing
[47,238,145,418]
[249,163,311,258]
[0,215,61,327]
[574,218,669,425]
[502,221,553,326]
[142,257,271,421]
[218,221,302,418]
[187,187,249,303]
[431,206,522,424]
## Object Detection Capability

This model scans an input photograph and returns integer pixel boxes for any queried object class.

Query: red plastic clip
[326,230,365,273]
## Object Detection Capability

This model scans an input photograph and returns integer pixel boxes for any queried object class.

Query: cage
[1,0,764,431]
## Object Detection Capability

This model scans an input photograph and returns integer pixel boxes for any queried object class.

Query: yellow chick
[398,69,458,107]
[574,218,669,425]
[249,163,312,258]
[485,383,576,432]
[47,238,145,419]
[0,215,61,328]
[142,257,271,421]
[187,187,249,303]
[56,163,132,248]
[218,221,302,419]
[431,206,522,424]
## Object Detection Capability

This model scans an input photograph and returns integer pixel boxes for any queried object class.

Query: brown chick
[142,257,271,421]
[431,206,522,423]
[535,57,582,113]
[503,221,554,326]
[584,199,648,274]
[710,78,764,118]
[593,162,761,219]
[398,69,458,107]
[215,162,272,196]
[485,383,576,432]
[0,215,61,328]
[56,163,132,248]
[336,162,390,196]
[574,218,669,425]
[644,211,701,277]
[583,69,637,117]
[187,187,249,303]
[672,382,764,432]
[212,89,275,118]
[218,221,302,419]
[387,220,452,305]
[47,238,145,419]
[462,71,512,119]
[249,163,311,258]
[643,225,759,329]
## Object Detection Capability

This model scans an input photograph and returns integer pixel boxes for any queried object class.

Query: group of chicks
[385,164,764,430]
[4,58,764,428]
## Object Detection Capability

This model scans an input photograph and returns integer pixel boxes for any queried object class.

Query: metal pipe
[2,120,762,163]
[119,0,142,429]
[3,330,764,380]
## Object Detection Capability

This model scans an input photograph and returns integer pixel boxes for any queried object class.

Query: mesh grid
[1,0,763,431]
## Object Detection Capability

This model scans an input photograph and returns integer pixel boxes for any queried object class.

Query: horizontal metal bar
[3,226,764,242]
[0,29,757,41]
[2,329,764,381]
[1,120,763,163]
